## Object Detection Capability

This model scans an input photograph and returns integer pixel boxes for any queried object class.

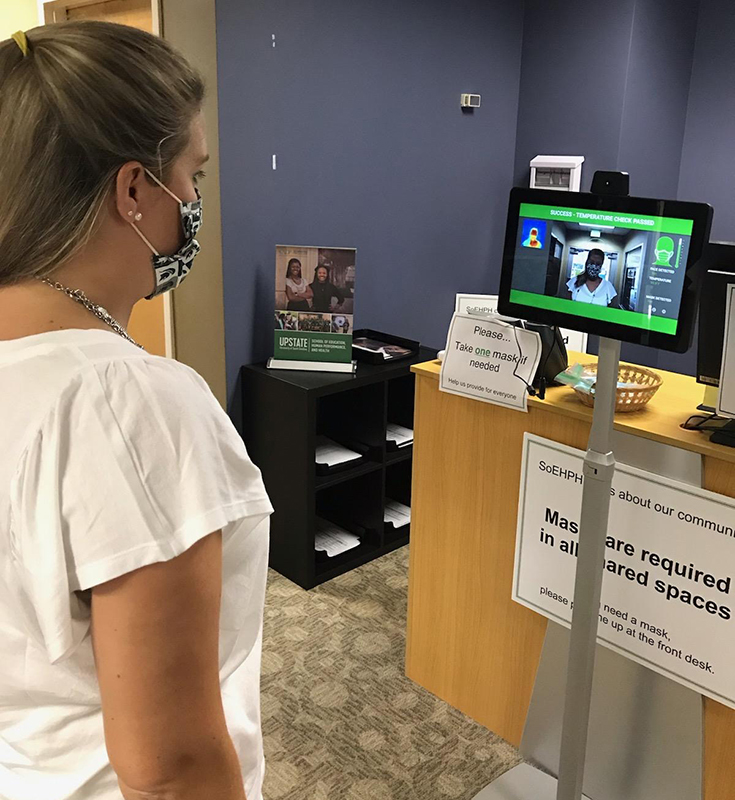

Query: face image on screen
[509,203,694,335]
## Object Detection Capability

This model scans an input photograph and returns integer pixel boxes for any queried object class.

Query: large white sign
[455,293,589,354]
[514,434,735,709]
[440,313,541,411]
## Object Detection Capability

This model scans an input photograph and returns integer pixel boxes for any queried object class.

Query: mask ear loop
[129,221,160,256]
[131,168,196,254]
[144,168,184,204]
[129,168,183,255]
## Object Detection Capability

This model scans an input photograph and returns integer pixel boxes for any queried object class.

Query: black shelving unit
[240,347,436,589]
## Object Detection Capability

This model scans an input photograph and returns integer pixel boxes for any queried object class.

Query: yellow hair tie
[11,31,29,58]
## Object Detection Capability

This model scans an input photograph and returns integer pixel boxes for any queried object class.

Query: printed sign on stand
[514,433,735,709]
[274,245,356,364]
[439,313,541,411]
[455,293,588,353]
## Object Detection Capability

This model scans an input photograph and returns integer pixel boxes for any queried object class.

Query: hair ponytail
[0,21,204,286]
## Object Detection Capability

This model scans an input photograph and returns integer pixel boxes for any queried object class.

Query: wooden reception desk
[406,353,735,800]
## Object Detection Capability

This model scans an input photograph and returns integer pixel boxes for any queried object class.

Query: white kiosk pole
[474,173,708,800]
[555,336,620,800]
[475,327,703,800]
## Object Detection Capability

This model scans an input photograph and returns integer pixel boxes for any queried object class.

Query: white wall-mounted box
[530,155,585,192]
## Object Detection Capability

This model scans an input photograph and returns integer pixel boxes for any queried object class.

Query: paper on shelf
[384,499,411,527]
[386,423,413,448]
[315,435,363,467]
[315,517,361,557]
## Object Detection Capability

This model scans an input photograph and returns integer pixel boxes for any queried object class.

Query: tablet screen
[509,202,694,335]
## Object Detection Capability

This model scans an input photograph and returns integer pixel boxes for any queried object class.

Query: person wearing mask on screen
[566,248,618,307]
[0,22,272,800]
[284,257,313,310]
[310,265,346,313]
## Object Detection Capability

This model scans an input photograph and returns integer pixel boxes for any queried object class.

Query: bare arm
[90,532,247,800]
[118,750,246,800]
[117,752,246,800]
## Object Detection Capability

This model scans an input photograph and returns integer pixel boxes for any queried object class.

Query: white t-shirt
[566,276,617,306]
[285,276,308,296]
[0,329,273,800]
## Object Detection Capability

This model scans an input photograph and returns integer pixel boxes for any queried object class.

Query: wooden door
[44,0,170,358]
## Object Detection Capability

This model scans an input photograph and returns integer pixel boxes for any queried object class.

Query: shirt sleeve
[606,281,618,302]
[10,357,273,665]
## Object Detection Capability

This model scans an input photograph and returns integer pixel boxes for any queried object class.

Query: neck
[0,278,119,340]
[49,258,139,327]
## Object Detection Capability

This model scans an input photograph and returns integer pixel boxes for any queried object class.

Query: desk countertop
[412,351,735,465]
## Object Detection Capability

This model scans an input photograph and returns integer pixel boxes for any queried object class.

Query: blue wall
[513,0,637,191]
[217,0,525,406]
[657,0,735,375]
[217,0,734,406]
[513,0,703,373]
[678,0,735,243]
[617,0,700,199]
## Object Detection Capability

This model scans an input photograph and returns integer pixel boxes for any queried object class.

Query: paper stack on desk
[384,500,411,527]
[315,435,363,467]
[386,423,413,448]
[314,517,361,557]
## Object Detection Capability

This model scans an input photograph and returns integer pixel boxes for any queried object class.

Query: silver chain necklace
[39,279,144,349]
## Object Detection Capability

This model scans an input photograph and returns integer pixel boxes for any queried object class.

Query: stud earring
[134,213,142,221]
[127,210,133,217]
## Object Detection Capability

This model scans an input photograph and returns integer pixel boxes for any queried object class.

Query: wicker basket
[572,363,663,412]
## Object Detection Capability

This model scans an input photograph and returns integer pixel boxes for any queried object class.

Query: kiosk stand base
[473,764,590,800]
[476,619,702,800]
[472,341,704,800]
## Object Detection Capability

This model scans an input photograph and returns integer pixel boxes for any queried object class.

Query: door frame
[44,0,160,29]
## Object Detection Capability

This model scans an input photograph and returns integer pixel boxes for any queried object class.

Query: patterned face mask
[586,263,602,279]
[129,168,203,299]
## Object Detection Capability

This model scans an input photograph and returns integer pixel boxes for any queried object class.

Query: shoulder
[92,355,216,415]
[45,350,219,433]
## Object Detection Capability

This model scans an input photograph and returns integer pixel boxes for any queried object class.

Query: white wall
[0,0,40,38]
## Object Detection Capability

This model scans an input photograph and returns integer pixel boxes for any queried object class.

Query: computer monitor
[497,188,713,353]
[696,242,735,387]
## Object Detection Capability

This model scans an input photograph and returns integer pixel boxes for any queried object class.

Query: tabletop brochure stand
[475,174,703,800]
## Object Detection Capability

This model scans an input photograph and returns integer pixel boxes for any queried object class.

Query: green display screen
[511,203,694,334]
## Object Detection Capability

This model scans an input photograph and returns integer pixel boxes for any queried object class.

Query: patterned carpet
[260,545,521,799]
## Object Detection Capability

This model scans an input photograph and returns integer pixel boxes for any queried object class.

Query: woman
[0,23,272,800]
[284,258,313,310]
[566,248,618,307]
[310,265,345,313]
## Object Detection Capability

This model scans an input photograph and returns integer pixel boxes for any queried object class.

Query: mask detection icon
[654,236,676,267]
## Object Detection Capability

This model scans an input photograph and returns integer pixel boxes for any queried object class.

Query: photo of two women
[274,245,355,316]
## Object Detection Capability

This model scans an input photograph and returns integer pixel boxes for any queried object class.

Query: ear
[114,162,147,223]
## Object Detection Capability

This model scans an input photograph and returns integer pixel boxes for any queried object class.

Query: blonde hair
[0,21,204,286]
